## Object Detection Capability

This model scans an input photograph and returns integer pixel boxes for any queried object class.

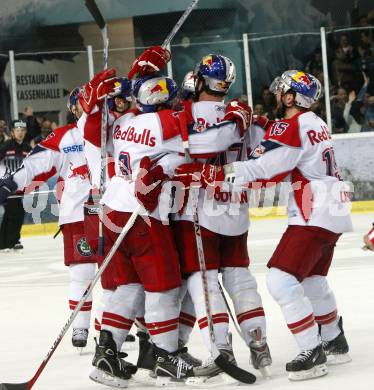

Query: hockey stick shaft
[161,0,199,48]
[0,206,141,390]
[84,0,109,256]
[178,112,255,383]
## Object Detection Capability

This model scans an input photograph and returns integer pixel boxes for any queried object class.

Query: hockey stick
[161,0,199,49]
[0,205,141,390]
[178,112,256,384]
[84,0,109,256]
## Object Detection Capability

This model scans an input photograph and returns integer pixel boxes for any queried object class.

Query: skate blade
[89,367,129,388]
[186,373,239,387]
[327,353,352,365]
[258,365,271,379]
[288,363,328,381]
[155,376,187,387]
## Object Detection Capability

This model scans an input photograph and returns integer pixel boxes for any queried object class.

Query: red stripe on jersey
[237,307,265,324]
[315,310,338,325]
[40,123,76,151]
[84,110,102,147]
[291,168,313,222]
[288,313,315,334]
[264,111,303,148]
[157,109,181,141]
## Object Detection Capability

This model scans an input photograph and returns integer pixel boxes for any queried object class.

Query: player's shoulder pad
[40,123,76,151]
[156,109,181,140]
[264,111,303,148]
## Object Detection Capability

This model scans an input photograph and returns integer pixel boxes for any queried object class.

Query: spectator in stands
[30,118,54,147]
[347,72,374,131]
[332,47,356,91]
[331,87,349,133]
[339,34,355,60]
[254,103,266,117]
[361,95,374,131]
[260,86,276,119]
[0,120,10,145]
[0,119,31,251]
[344,90,361,132]
[305,49,323,77]
[22,106,41,144]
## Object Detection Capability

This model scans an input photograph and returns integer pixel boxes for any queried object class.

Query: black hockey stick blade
[0,383,28,390]
[215,355,256,384]
[85,0,106,29]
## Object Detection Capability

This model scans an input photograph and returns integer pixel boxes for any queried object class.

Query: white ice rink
[1,213,374,390]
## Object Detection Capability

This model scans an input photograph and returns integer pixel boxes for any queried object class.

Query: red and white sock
[267,268,320,351]
[179,292,196,345]
[188,270,230,352]
[69,263,96,329]
[302,276,340,342]
[222,267,267,345]
[145,287,180,353]
[101,283,144,350]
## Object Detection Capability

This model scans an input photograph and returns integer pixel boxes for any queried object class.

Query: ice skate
[153,345,194,386]
[322,317,351,365]
[134,331,157,384]
[72,328,88,349]
[249,328,272,378]
[12,242,23,253]
[89,330,136,388]
[286,344,328,381]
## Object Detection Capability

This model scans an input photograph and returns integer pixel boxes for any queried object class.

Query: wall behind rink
[333,133,374,201]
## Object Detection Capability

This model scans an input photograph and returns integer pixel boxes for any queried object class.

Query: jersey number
[119,151,132,179]
[322,147,340,179]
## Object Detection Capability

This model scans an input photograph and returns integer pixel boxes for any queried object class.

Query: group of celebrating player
[0,45,353,387]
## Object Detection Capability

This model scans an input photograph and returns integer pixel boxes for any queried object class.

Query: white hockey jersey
[100,107,242,221]
[231,111,353,233]
[173,100,265,236]
[12,114,91,226]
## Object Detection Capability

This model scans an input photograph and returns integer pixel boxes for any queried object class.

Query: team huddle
[0,46,353,387]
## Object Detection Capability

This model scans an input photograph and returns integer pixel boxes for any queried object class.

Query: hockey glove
[79,68,117,113]
[223,99,253,137]
[128,46,171,80]
[173,162,225,194]
[135,156,168,212]
[0,175,18,205]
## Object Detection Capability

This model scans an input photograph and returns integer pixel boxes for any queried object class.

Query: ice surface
[1,213,374,389]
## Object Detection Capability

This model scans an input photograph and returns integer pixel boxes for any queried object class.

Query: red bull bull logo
[293,71,312,87]
[68,162,89,180]
[150,79,168,95]
[202,55,213,68]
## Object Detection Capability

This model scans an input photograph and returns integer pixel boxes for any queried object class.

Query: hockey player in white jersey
[82,68,247,385]
[175,70,352,381]
[0,88,97,349]
[171,55,271,380]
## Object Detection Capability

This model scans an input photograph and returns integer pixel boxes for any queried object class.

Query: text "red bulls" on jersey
[113,125,156,147]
